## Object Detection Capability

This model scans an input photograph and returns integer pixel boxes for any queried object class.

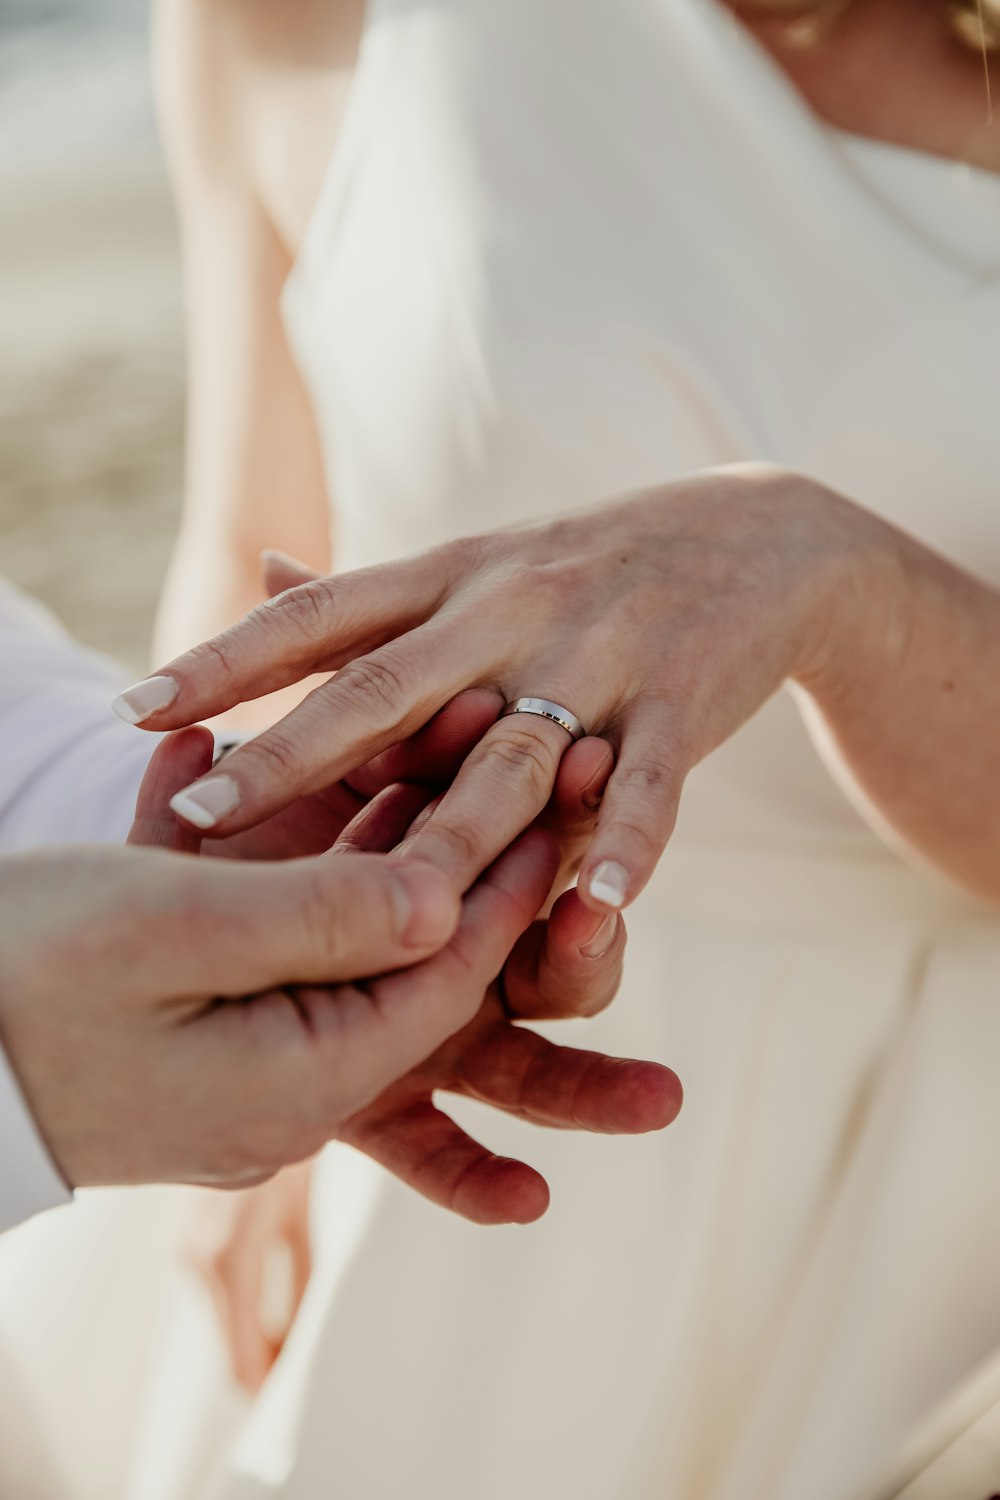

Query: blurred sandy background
[0,0,182,674]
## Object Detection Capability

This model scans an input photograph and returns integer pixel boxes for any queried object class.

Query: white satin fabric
[6,0,1000,1495]
[268,3,1000,1496]
[0,579,153,853]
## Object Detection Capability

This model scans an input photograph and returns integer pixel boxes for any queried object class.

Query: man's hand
[0,831,473,1192]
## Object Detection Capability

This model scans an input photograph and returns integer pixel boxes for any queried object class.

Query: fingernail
[588,860,629,909]
[391,864,459,948]
[111,675,178,725]
[581,754,614,811]
[169,775,240,830]
[580,913,618,960]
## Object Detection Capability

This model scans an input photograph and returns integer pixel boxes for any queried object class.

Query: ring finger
[397,697,598,890]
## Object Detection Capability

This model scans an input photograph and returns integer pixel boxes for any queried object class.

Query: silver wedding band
[501,697,587,742]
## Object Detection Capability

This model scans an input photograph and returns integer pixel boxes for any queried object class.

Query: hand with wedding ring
[131,726,681,1215]
[132,706,679,1390]
[113,465,882,906]
[131,719,680,1390]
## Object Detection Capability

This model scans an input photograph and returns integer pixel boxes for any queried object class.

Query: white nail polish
[588,860,629,910]
[111,675,178,725]
[169,775,240,830]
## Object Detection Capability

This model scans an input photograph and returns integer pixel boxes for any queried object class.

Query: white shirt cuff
[0,1039,71,1234]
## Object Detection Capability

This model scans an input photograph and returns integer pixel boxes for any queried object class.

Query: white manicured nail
[588,861,629,910]
[169,775,240,830]
[111,675,178,725]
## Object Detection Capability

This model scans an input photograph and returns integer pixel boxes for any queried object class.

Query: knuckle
[421,815,486,873]
[568,1054,608,1126]
[259,576,338,644]
[521,1041,573,1114]
[441,531,490,577]
[297,870,351,965]
[492,561,564,621]
[538,557,592,604]
[335,652,410,719]
[495,559,537,595]
[187,631,240,686]
[616,741,687,816]
[619,747,681,794]
[244,724,309,782]
[609,809,671,860]
[303,863,401,961]
[483,724,557,796]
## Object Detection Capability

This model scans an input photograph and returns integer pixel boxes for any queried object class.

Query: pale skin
[129,698,678,1388]
[0,725,678,1204]
[146,0,998,1390]
[0,832,457,1191]
[133,469,1000,909]
[131,705,678,1207]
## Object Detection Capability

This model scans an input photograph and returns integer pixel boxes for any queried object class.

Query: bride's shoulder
[153,0,362,252]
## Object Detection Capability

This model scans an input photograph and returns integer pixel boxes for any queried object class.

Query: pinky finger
[578,715,685,912]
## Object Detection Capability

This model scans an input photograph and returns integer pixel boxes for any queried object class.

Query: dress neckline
[834,129,1000,273]
[285,0,1000,312]
[694,0,1000,275]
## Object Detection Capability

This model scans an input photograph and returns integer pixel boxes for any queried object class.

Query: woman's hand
[115,464,877,907]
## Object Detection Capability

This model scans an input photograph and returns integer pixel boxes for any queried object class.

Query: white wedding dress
[23,1,1000,1497]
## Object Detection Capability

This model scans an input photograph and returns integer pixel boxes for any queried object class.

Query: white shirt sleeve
[0,578,160,852]
[0,1050,72,1233]
[0,577,162,1230]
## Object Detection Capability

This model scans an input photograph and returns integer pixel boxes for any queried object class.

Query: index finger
[111,557,447,730]
[394,713,573,889]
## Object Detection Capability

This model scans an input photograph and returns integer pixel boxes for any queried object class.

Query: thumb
[165,853,461,999]
[261,549,320,597]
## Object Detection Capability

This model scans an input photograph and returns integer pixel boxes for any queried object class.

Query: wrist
[783,478,906,698]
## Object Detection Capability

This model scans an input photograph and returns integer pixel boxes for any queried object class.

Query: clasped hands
[143,690,682,1225]
[0,674,681,1235]
[97,463,878,1221]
